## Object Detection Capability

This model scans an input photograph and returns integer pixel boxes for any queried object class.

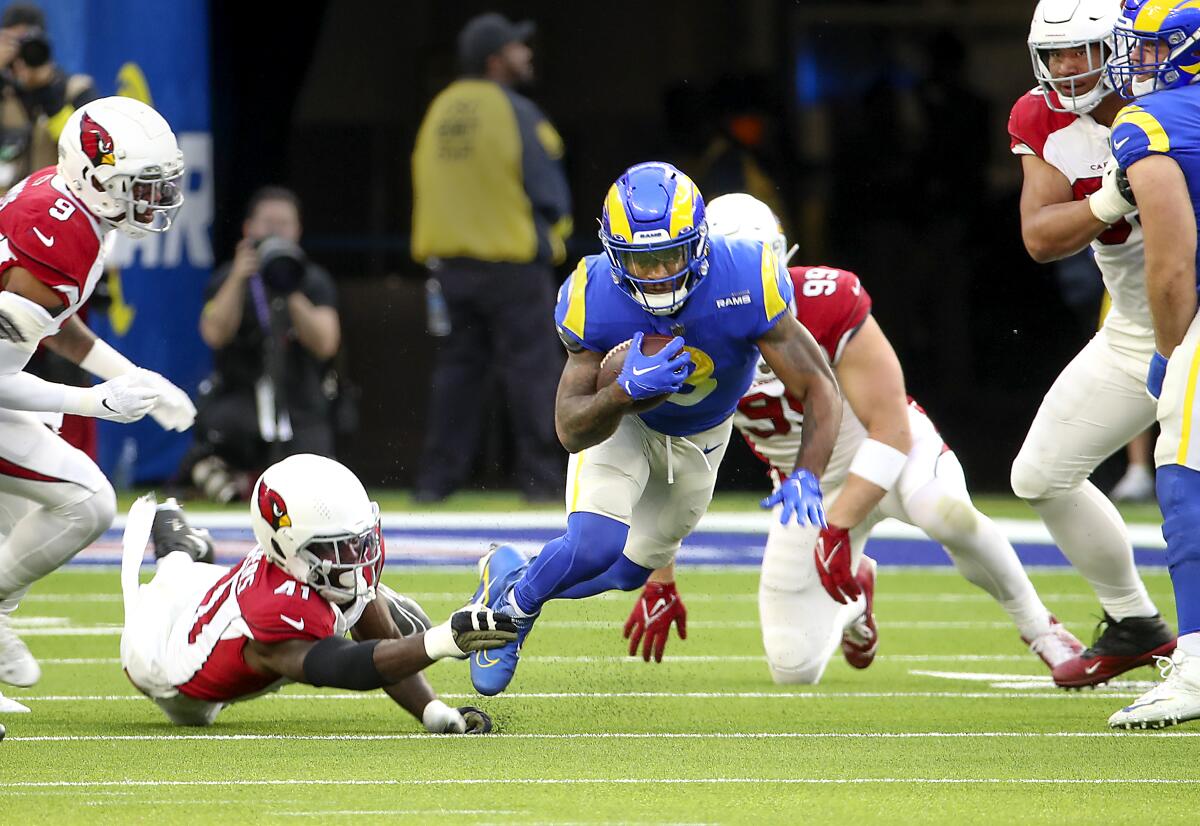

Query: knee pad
[52,481,116,548]
[761,625,831,685]
[1010,454,1053,501]
[1158,464,1200,570]
[376,583,432,636]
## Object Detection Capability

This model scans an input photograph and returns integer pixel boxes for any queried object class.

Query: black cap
[457,12,535,75]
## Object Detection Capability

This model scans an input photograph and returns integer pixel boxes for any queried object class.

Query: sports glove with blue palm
[761,468,826,527]
[615,332,694,400]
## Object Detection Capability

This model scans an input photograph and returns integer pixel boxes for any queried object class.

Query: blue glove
[761,468,826,527]
[1148,351,1168,400]
[616,332,694,401]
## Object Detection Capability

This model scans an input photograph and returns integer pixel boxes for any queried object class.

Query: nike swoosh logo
[101,399,119,414]
[701,443,722,455]
[1114,137,1130,151]
[631,365,659,376]
[1084,662,1103,675]
[32,227,54,247]
[280,614,305,632]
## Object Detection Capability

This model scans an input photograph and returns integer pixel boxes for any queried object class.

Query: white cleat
[0,614,40,687]
[0,690,30,713]
[1109,650,1200,730]
[1026,617,1084,671]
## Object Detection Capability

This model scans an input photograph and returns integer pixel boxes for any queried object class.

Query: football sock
[553,554,652,599]
[904,480,1052,639]
[1157,464,1200,636]
[511,511,629,615]
[1028,482,1158,621]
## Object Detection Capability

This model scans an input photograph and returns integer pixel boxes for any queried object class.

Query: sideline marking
[6,778,1197,788]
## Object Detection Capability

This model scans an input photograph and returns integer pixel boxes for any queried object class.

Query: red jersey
[172,549,349,703]
[0,167,109,333]
[1007,88,1149,331]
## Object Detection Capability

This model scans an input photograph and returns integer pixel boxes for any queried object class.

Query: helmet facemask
[282,505,383,604]
[1030,40,1113,113]
[96,160,185,238]
[1107,23,1200,99]
[602,225,709,316]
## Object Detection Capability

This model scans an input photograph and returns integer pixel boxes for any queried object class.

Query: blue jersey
[554,235,793,436]
[1112,83,1200,276]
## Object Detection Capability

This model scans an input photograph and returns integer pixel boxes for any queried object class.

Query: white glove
[1088,154,1137,225]
[78,374,160,423]
[134,368,196,432]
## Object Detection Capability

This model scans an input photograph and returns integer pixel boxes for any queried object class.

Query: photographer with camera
[0,3,97,190]
[188,186,341,502]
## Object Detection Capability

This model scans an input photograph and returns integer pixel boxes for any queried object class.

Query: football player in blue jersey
[1105,0,1200,728]
[466,162,842,696]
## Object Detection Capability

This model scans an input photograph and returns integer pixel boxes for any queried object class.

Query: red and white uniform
[0,168,112,497]
[121,548,371,725]
[741,266,1044,685]
[1007,89,1157,502]
[734,265,946,491]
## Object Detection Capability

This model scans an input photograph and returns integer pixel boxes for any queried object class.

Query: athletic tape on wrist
[422,699,465,733]
[423,621,463,660]
[847,438,908,491]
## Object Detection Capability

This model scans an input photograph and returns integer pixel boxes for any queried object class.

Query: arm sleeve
[0,368,69,413]
[302,636,386,690]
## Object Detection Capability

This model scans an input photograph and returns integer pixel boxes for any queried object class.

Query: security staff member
[411,12,571,503]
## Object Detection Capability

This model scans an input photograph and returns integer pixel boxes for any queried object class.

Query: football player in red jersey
[1008,0,1175,688]
[623,195,1083,682]
[0,97,199,711]
[120,454,514,732]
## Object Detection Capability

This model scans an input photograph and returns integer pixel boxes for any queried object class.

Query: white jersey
[1008,88,1150,337]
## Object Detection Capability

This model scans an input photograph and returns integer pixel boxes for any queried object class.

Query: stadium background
[49,0,1107,493]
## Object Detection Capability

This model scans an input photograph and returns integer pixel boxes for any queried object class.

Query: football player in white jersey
[120,454,513,731]
[0,97,198,712]
[624,195,1083,683]
[1008,0,1174,687]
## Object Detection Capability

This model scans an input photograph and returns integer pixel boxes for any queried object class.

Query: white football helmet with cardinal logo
[57,96,185,239]
[250,454,383,604]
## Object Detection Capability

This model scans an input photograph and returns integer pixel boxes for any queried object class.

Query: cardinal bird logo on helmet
[79,113,115,168]
[256,481,291,530]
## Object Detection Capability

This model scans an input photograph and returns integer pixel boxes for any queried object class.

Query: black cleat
[1052,612,1176,688]
[457,706,493,734]
[152,498,215,564]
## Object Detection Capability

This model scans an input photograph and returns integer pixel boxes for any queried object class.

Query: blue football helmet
[1107,0,1200,98]
[599,161,709,315]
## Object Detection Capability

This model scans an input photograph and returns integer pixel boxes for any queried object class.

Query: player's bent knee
[1010,457,1052,501]
[761,627,830,685]
[563,511,630,579]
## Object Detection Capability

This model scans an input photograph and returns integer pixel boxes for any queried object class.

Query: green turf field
[0,564,1194,825]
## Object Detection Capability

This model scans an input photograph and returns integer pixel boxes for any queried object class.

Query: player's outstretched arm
[349,596,478,732]
[244,604,518,690]
[1017,154,1121,263]
[823,315,912,530]
[757,313,841,479]
[1127,155,1198,357]
[554,347,636,453]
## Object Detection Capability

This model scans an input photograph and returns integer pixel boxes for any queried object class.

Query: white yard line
[32,654,1033,667]
[8,731,1200,743]
[4,778,1195,788]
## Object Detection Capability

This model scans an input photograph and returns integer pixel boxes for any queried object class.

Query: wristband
[847,438,909,491]
[422,699,466,733]
[423,621,464,660]
[79,339,137,381]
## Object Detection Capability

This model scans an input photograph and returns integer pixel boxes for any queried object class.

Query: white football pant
[0,408,115,616]
[1011,317,1159,621]
[762,411,1051,684]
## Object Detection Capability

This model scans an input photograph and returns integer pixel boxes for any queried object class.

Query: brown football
[596,333,677,413]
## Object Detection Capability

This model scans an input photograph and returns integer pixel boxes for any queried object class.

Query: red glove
[623,581,688,662]
[814,525,860,604]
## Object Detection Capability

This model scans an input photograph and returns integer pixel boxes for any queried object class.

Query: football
[595,333,677,413]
